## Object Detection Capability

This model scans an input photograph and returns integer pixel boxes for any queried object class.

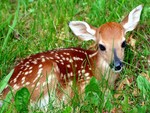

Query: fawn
[1,5,143,107]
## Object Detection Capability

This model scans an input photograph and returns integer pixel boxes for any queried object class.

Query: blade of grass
[0,92,13,113]
[2,1,20,50]
[0,69,14,93]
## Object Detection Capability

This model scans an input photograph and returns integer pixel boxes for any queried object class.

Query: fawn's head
[69,5,143,72]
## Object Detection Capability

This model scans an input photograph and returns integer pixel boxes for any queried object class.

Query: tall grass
[0,0,149,112]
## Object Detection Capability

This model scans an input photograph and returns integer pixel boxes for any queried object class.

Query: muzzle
[110,49,123,73]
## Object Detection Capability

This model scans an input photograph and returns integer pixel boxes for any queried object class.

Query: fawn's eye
[121,41,126,48]
[99,44,106,51]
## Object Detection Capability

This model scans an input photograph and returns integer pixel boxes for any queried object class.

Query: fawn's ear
[121,5,143,33]
[69,21,96,41]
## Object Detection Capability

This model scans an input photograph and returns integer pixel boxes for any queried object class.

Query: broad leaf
[15,87,30,112]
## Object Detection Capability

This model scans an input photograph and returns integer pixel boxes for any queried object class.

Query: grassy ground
[0,0,150,112]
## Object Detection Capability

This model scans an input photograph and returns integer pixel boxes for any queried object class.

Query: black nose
[113,48,123,72]
[110,61,123,71]
[114,62,123,71]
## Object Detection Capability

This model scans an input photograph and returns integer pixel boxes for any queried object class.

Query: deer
[1,5,143,108]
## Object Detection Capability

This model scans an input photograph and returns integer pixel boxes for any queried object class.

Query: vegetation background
[0,0,149,112]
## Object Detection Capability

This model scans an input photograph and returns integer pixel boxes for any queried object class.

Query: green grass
[0,0,150,112]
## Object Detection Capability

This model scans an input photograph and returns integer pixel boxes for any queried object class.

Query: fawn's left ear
[69,21,96,41]
[121,5,143,33]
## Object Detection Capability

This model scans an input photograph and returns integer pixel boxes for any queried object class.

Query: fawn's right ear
[69,21,96,41]
[121,5,143,33]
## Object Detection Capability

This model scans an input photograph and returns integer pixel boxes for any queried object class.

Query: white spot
[46,57,50,60]
[73,57,82,61]
[39,64,43,68]
[69,58,73,63]
[37,58,41,60]
[55,60,59,63]
[22,77,26,81]
[50,51,54,54]
[78,70,81,74]
[25,62,30,65]
[78,50,82,52]
[26,65,30,67]
[13,78,17,83]
[73,57,77,60]
[84,73,90,77]
[82,69,85,73]
[36,82,40,86]
[70,72,73,76]
[29,67,33,70]
[59,60,64,64]
[75,64,77,67]
[49,57,54,59]
[25,82,30,86]
[32,60,37,64]
[13,84,19,90]
[56,56,60,59]
[24,67,28,71]
[60,55,64,57]
[67,64,71,68]
[41,55,45,58]
[25,71,29,75]
[89,68,92,70]
[17,71,22,76]
[62,57,65,60]
[20,66,24,69]
[86,76,91,80]
[66,53,70,55]
[41,58,46,62]
[66,57,69,61]
[63,52,67,55]
[55,53,58,56]
[28,70,32,74]
[10,80,13,84]
[21,79,25,84]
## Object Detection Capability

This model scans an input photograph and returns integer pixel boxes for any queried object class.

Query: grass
[0,0,150,112]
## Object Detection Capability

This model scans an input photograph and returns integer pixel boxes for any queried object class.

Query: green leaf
[14,87,30,113]
[85,77,101,96]
[84,77,104,112]
[0,69,14,93]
